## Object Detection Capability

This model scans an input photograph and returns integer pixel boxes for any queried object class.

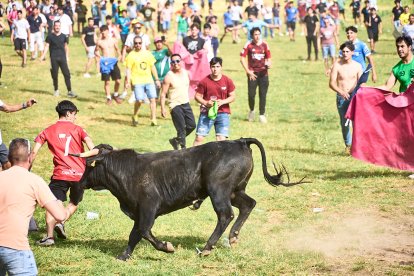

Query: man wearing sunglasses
[125,36,161,126]
[160,54,196,150]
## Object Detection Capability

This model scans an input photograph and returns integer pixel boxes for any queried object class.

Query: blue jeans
[264,18,273,37]
[196,112,230,137]
[133,83,157,100]
[0,246,38,276]
[336,95,352,146]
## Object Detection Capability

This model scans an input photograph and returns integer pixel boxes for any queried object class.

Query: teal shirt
[152,48,170,81]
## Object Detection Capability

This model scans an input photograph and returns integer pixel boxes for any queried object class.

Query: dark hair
[56,100,78,117]
[17,9,22,13]
[210,57,222,66]
[106,15,112,20]
[340,41,355,51]
[250,27,261,37]
[204,23,211,29]
[345,26,358,33]
[190,23,200,30]
[306,7,314,12]
[370,7,376,11]
[396,35,413,47]
[87,17,93,21]
[53,20,61,26]
[133,35,142,42]
[8,138,30,165]
[100,25,109,32]
[171,53,181,60]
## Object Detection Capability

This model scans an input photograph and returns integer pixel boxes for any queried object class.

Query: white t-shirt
[54,14,72,35]
[39,13,47,33]
[125,32,150,50]
[230,5,242,21]
[13,19,30,39]
[7,1,22,12]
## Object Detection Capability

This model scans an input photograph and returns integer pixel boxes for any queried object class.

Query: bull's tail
[243,138,307,187]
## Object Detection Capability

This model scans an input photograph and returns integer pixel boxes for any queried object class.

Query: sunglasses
[134,41,142,45]
[170,59,181,64]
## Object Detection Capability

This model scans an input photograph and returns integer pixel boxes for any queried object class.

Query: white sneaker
[54,90,60,97]
[259,115,267,124]
[83,73,91,78]
[408,174,414,179]
[278,33,284,36]
[128,93,136,104]
[119,91,128,100]
[248,110,255,122]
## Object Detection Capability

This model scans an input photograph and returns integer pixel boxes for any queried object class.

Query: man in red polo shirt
[240,27,271,124]
[31,100,95,246]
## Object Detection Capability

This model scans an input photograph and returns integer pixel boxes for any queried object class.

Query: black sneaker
[54,223,67,239]
[169,138,179,150]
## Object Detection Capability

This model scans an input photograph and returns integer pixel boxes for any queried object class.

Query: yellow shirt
[0,166,57,250]
[400,13,410,26]
[125,50,156,85]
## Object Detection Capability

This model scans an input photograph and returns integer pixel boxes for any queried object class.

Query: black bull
[78,138,305,260]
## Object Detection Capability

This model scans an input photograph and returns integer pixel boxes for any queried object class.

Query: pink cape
[345,86,414,171]
[173,42,210,99]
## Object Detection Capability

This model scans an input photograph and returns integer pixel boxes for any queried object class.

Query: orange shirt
[0,166,57,250]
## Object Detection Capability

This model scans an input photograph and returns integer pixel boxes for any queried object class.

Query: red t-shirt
[34,121,89,182]
[240,40,271,74]
[195,74,235,114]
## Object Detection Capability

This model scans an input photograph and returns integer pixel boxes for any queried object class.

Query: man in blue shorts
[193,57,236,146]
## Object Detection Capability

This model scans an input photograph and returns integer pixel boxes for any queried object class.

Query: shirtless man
[329,41,362,153]
[95,24,122,105]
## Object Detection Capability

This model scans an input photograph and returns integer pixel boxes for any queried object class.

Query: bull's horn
[78,148,100,158]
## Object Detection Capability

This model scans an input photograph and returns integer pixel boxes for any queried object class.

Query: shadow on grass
[21,88,54,96]
[269,145,341,157]
[301,168,403,180]
[92,116,132,126]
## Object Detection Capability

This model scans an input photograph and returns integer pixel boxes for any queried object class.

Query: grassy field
[1,0,413,275]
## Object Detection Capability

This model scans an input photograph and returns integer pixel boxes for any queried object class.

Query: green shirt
[152,48,170,81]
[392,58,414,92]
[177,16,188,33]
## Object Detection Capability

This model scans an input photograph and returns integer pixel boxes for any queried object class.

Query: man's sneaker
[119,91,128,100]
[54,223,67,239]
[345,145,351,155]
[132,115,138,126]
[67,91,77,98]
[259,115,267,124]
[54,90,60,97]
[83,73,91,78]
[128,93,136,104]
[248,110,255,122]
[169,138,179,150]
[106,98,113,105]
[113,94,123,104]
[151,119,158,126]
[36,236,55,246]
[408,174,414,179]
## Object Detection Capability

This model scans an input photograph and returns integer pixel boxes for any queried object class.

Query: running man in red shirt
[240,27,271,124]
[31,100,95,246]
[193,57,236,146]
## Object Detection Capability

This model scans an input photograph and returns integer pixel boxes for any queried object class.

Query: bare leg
[104,80,111,98]
[193,135,205,147]
[149,98,157,121]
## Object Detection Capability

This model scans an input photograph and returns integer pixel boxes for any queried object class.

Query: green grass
[1,0,414,275]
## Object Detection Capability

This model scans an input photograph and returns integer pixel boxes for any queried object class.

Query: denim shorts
[196,112,230,137]
[322,44,336,59]
[162,21,171,30]
[0,246,38,276]
[133,83,157,101]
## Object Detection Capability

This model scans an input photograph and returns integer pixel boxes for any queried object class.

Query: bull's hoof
[200,249,211,257]
[229,237,238,246]
[165,242,175,253]
[116,253,131,261]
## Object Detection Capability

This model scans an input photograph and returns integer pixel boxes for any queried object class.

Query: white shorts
[87,46,96,59]
[29,32,44,52]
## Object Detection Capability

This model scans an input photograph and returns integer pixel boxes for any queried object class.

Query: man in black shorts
[350,0,362,25]
[11,10,30,67]
[40,21,77,98]
[365,7,382,53]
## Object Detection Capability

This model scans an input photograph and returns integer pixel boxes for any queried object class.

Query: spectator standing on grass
[27,6,44,60]
[0,98,36,171]
[285,1,298,41]
[0,138,67,275]
[304,7,319,61]
[392,0,403,33]
[31,100,95,246]
[11,10,30,67]
[207,16,219,57]
[183,23,207,54]
[320,16,339,75]
[361,0,370,26]
[328,1,340,32]
[81,17,99,78]
[219,5,233,43]
[100,0,107,26]
[193,57,236,146]
[400,6,410,27]
[40,20,76,98]
[95,24,122,105]
[245,0,259,17]
[176,10,189,42]
[349,0,361,26]
[272,1,282,36]
[240,27,271,124]
[75,0,87,34]
[117,9,130,44]
[230,0,242,43]
[345,25,377,83]
[329,41,362,153]
[262,3,273,38]
[152,36,172,98]
[365,7,381,54]
[239,13,276,41]
[337,0,346,21]
[402,14,414,45]
[91,1,100,26]
[161,1,173,35]
[140,1,155,37]
[54,6,73,61]
[161,54,196,150]
[125,36,161,126]
[126,0,137,20]
[105,14,120,40]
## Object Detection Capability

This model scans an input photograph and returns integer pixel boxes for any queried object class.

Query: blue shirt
[224,12,232,26]
[117,17,130,35]
[242,19,267,40]
[285,7,298,22]
[352,39,371,71]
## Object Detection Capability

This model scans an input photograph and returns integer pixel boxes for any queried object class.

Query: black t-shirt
[191,14,202,26]
[183,36,205,54]
[316,3,327,13]
[350,0,360,12]
[140,6,155,21]
[27,15,42,33]
[245,6,259,17]
[46,33,68,58]
[367,15,382,32]
[304,15,319,35]
[392,6,404,20]
[361,7,370,22]
[82,26,95,46]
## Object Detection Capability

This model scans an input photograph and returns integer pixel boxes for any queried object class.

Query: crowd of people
[2,0,414,274]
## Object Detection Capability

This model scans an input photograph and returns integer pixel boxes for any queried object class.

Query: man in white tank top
[160,53,196,150]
